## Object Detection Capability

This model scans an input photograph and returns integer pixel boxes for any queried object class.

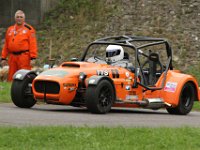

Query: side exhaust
[117,98,170,109]
[143,98,165,109]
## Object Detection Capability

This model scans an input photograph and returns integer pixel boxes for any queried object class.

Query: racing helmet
[106,45,124,62]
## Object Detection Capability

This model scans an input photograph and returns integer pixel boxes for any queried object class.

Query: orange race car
[11,35,200,115]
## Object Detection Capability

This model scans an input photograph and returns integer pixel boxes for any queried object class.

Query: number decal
[97,70,109,76]
[111,69,119,78]
[96,69,119,78]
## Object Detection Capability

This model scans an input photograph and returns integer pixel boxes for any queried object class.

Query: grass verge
[0,82,11,103]
[0,126,200,150]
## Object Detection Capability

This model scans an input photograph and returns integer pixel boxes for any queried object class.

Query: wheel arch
[13,69,37,81]
[162,71,200,105]
[87,75,116,100]
[11,70,37,108]
[178,76,200,102]
[174,79,199,105]
[166,81,196,115]
[188,81,199,101]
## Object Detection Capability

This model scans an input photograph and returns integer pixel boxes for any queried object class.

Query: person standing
[1,10,38,81]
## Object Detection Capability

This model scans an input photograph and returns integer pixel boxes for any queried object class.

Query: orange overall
[1,23,37,81]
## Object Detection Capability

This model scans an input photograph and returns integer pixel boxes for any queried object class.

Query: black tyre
[85,80,115,114]
[11,74,36,108]
[166,82,195,115]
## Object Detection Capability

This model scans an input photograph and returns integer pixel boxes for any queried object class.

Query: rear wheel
[166,82,195,115]
[11,74,36,108]
[85,80,115,114]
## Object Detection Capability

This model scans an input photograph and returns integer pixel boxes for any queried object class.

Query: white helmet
[106,45,124,62]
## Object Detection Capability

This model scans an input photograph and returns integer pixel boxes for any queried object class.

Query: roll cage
[80,35,173,91]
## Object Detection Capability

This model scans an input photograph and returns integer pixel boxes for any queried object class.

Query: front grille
[34,81,60,94]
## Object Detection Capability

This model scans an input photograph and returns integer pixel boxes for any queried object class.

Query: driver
[106,45,124,63]
[106,45,134,72]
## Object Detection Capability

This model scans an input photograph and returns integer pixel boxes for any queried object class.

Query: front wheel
[166,82,195,115]
[11,74,36,108]
[85,80,115,114]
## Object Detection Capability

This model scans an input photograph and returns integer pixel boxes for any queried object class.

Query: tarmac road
[0,103,200,127]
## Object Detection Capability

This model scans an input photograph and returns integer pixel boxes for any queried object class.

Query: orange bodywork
[32,61,200,108]
[33,62,140,105]
[198,87,200,99]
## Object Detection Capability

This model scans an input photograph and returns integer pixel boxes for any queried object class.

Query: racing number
[96,69,119,78]
[111,69,119,78]
[97,70,109,76]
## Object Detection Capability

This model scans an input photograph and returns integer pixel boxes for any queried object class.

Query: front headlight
[79,72,87,81]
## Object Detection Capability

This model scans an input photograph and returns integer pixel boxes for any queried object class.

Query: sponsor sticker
[125,85,131,90]
[126,72,130,78]
[125,72,129,77]
[22,30,27,34]
[164,82,177,92]
[126,95,138,100]
[63,83,76,87]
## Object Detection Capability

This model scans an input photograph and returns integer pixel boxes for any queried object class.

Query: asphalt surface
[0,103,200,127]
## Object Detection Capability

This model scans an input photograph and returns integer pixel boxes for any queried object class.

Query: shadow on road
[30,105,168,115]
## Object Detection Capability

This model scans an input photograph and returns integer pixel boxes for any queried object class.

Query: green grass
[186,63,200,84]
[0,126,200,150]
[192,101,200,111]
[0,82,11,103]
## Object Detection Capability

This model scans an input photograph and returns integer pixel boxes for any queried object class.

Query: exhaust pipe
[144,98,165,109]
[120,98,165,109]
